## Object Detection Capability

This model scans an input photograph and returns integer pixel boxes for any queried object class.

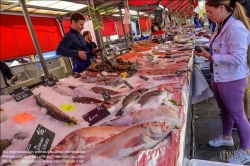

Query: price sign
[123,80,134,90]
[101,91,111,101]
[26,124,55,159]
[90,57,97,64]
[147,54,154,62]
[12,112,34,123]
[61,104,75,112]
[45,76,58,87]
[109,58,118,66]
[102,55,108,62]
[9,85,33,102]
[52,76,59,82]
[130,63,139,70]
[126,68,137,76]
[139,75,149,81]
[82,105,110,126]
[88,6,103,30]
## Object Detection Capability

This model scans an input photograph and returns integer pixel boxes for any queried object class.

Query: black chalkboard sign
[9,85,33,102]
[90,57,97,64]
[130,63,139,70]
[45,76,58,87]
[101,91,111,101]
[147,54,154,62]
[123,80,134,90]
[109,58,118,66]
[139,75,149,81]
[26,124,55,159]
[82,105,110,126]
[126,68,137,76]
[154,10,163,24]
[88,6,103,29]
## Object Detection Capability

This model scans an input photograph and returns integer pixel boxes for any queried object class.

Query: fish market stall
[0,32,196,166]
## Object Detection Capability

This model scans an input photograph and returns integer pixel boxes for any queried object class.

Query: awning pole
[137,11,142,37]
[19,0,50,79]
[87,0,106,60]
[123,0,134,43]
[119,8,128,47]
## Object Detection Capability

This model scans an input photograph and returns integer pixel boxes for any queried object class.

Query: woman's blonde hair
[206,0,250,68]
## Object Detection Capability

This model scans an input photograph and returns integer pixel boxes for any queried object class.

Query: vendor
[151,22,165,43]
[0,61,18,87]
[56,12,88,73]
[82,31,101,59]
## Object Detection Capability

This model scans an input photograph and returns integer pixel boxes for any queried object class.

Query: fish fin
[124,136,145,148]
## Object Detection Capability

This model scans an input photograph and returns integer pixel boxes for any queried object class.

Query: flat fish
[54,85,78,97]
[116,88,148,116]
[138,90,172,108]
[82,122,173,163]
[72,97,103,104]
[91,86,121,95]
[50,125,129,160]
[34,93,77,125]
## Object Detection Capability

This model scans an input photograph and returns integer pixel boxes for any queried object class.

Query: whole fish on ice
[82,122,173,162]
[50,126,128,159]
[138,90,172,108]
[72,97,103,104]
[116,88,148,116]
[34,93,77,125]
[107,105,181,126]
[74,86,102,99]
[90,86,121,95]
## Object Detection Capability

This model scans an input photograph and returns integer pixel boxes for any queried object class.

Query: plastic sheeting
[102,18,117,37]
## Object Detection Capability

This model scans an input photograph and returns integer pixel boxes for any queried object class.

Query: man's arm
[56,35,79,58]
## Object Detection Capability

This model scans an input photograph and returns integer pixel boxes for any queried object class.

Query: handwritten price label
[12,112,34,123]
[61,104,75,112]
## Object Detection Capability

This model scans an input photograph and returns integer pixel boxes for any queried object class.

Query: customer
[82,31,101,59]
[194,14,200,28]
[0,61,18,87]
[194,0,250,164]
[200,16,205,27]
[151,22,165,43]
[56,13,87,73]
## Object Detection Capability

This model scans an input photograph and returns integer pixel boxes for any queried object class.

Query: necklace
[218,22,223,30]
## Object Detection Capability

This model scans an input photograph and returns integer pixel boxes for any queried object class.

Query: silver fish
[82,122,173,163]
[116,88,148,116]
[107,105,181,127]
[138,90,171,108]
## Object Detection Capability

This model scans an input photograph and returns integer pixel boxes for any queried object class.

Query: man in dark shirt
[83,31,101,59]
[56,13,88,73]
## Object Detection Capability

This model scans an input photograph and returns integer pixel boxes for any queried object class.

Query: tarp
[102,17,117,37]
[129,0,159,6]
[0,14,62,60]
[117,20,129,36]
[139,17,148,31]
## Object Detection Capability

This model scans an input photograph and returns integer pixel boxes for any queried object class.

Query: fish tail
[116,107,124,117]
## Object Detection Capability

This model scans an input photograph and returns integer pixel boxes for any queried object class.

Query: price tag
[9,85,33,102]
[126,68,137,76]
[82,105,110,126]
[61,104,75,112]
[101,91,111,101]
[26,124,55,159]
[109,58,118,65]
[123,80,134,90]
[12,112,34,123]
[139,75,149,81]
[45,78,56,87]
[90,57,97,64]
[147,54,154,62]
[51,76,59,82]
[130,63,139,70]
[102,55,108,62]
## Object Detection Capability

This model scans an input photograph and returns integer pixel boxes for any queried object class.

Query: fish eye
[59,141,64,146]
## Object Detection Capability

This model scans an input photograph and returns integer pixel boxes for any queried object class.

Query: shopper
[151,22,165,43]
[82,31,101,59]
[56,13,88,73]
[0,61,18,87]
[200,17,205,27]
[194,0,250,164]
[194,14,200,28]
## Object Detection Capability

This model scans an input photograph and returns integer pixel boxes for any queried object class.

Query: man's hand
[78,51,87,60]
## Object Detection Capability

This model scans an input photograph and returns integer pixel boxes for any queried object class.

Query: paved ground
[194,93,250,165]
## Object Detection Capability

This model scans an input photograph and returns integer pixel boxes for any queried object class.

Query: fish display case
[0,34,196,166]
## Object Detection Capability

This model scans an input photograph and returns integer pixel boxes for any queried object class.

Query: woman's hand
[194,46,211,60]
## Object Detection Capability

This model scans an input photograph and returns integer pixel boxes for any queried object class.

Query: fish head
[50,132,80,159]
[139,122,173,140]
